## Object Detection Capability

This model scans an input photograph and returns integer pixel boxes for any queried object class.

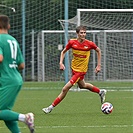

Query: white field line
[40,125,133,128]
[22,87,133,91]
[0,125,133,129]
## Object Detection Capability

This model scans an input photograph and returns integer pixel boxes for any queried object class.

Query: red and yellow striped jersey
[66,39,97,72]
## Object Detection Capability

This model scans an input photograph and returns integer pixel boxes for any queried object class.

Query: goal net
[60,9,132,30]
[37,31,66,82]
[58,9,133,81]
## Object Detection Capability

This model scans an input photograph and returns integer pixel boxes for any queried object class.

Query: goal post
[37,29,133,82]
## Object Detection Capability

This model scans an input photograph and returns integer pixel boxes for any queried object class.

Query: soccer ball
[101,102,113,114]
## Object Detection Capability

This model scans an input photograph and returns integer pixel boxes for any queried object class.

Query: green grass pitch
[0,81,132,133]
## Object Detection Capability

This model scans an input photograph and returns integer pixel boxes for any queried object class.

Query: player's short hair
[76,25,86,33]
[0,15,10,30]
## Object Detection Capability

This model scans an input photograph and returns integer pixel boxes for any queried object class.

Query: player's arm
[0,54,3,63]
[0,46,3,62]
[95,47,101,73]
[59,48,68,70]
[17,44,25,70]
[18,63,25,70]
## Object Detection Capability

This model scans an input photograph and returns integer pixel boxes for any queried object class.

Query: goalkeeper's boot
[25,113,35,133]
[42,107,53,114]
[99,89,107,104]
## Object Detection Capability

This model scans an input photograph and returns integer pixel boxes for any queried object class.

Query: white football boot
[42,107,53,114]
[25,113,35,133]
[99,89,107,104]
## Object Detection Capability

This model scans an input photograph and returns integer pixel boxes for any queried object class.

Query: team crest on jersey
[73,44,77,47]
[84,46,88,49]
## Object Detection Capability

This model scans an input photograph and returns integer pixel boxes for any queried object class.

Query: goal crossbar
[41,30,133,33]
[77,9,133,12]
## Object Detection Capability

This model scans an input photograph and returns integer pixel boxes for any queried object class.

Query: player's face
[77,30,86,41]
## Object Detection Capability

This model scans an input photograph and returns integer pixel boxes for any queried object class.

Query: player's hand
[59,63,65,70]
[95,65,101,74]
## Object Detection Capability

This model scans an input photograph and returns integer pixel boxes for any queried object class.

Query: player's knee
[78,84,86,89]
[62,87,69,94]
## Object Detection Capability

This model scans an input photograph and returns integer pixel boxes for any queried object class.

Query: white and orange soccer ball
[101,102,113,114]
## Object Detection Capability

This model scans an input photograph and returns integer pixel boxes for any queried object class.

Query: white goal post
[37,29,133,82]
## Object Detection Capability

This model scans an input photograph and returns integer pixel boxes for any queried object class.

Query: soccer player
[42,25,106,114]
[0,15,34,133]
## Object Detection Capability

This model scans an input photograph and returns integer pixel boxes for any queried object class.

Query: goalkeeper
[42,25,106,114]
[0,15,34,133]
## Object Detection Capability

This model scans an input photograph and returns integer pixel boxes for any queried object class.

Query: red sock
[91,86,100,93]
[52,97,61,107]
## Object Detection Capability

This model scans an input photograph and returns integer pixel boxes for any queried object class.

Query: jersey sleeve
[65,40,72,50]
[90,41,98,50]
